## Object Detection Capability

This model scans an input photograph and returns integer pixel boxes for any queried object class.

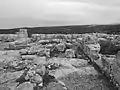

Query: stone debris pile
[0,31,120,90]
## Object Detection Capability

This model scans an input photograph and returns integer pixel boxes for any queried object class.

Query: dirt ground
[44,72,110,90]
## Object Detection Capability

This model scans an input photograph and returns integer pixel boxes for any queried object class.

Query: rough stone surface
[0,33,120,90]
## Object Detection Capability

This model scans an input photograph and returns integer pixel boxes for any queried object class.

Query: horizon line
[0,23,120,29]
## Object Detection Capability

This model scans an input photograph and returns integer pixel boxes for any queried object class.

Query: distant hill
[0,24,120,37]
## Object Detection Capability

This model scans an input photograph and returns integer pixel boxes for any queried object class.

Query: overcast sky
[0,0,120,29]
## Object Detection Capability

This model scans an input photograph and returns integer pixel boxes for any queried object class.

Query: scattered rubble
[0,29,120,90]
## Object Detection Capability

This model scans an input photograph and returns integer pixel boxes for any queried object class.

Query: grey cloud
[56,0,120,6]
[0,0,120,28]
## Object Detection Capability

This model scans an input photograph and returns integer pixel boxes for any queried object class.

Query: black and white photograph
[0,0,120,90]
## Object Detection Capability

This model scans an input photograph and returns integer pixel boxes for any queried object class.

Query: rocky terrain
[0,29,120,90]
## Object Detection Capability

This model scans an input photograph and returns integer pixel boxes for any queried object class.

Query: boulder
[0,86,10,90]
[37,48,50,57]
[35,65,48,76]
[76,37,83,43]
[66,43,73,49]
[22,55,37,60]
[33,57,46,65]
[0,56,15,62]
[56,43,66,52]
[49,68,75,79]
[15,82,33,90]
[82,35,98,45]
[116,51,120,67]
[20,49,28,55]
[99,40,120,55]
[0,71,23,84]
[27,50,36,55]
[84,43,100,60]
[114,36,120,45]
[31,74,42,83]
[76,66,98,76]
[50,66,98,79]
[65,49,75,58]
[67,58,88,67]
[0,51,8,55]
[84,44,100,55]
[0,50,20,57]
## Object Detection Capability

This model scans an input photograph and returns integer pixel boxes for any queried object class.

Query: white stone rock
[56,43,66,52]
[22,55,37,60]
[15,82,33,90]
[116,51,120,66]
[65,49,75,58]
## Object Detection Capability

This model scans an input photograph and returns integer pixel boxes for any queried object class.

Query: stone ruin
[16,29,28,40]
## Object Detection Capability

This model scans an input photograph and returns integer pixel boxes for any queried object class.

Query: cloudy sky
[0,0,120,29]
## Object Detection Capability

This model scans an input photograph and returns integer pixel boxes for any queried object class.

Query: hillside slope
[0,24,120,37]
